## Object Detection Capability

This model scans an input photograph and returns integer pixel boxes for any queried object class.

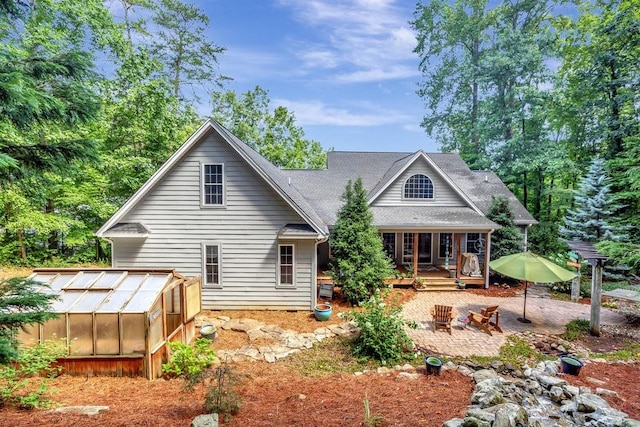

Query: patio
[402,283,628,357]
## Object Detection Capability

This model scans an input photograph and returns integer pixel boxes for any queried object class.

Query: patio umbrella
[489,251,578,323]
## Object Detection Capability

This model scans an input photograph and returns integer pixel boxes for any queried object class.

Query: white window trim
[200,162,226,208]
[402,173,435,201]
[201,241,222,288]
[276,243,295,288]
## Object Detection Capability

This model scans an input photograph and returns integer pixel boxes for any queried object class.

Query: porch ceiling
[370,206,500,229]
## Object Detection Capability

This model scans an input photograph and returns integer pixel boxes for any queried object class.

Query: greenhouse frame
[18,268,202,379]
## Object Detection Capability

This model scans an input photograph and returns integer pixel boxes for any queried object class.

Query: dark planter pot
[313,303,332,321]
[425,356,443,376]
[560,356,583,376]
[200,324,218,342]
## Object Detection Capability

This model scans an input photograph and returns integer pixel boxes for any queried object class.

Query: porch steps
[422,280,464,292]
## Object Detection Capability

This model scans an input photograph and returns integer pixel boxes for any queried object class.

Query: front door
[403,233,432,267]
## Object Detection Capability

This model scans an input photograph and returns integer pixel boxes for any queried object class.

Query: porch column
[484,231,493,289]
[412,232,418,278]
[455,233,462,279]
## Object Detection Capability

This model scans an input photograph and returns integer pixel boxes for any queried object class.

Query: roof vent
[484,175,489,182]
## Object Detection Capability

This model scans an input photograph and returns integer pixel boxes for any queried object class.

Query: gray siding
[111,131,317,310]
[373,158,468,207]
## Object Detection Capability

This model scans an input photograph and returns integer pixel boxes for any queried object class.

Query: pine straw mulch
[2,287,640,425]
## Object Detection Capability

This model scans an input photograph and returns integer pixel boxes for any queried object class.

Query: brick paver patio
[402,284,628,357]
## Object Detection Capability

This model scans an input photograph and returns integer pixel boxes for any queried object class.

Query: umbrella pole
[518,281,532,323]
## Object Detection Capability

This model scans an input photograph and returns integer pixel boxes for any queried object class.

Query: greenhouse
[18,268,201,379]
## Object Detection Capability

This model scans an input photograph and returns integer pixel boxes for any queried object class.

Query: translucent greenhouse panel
[16,323,39,346]
[95,314,119,355]
[117,274,148,291]
[69,314,94,355]
[96,290,134,313]
[92,271,126,289]
[164,286,182,335]
[30,273,57,286]
[50,274,76,291]
[142,274,172,293]
[51,290,86,312]
[121,314,145,354]
[69,290,110,313]
[148,300,164,349]
[43,317,67,342]
[68,272,102,289]
[185,281,201,320]
[123,290,158,313]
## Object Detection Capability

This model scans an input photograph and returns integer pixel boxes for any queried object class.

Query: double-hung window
[202,163,224,206]
[202,243,221,287]
[277,244,295,287]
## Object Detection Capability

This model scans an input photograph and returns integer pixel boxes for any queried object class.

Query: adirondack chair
[431,304,454,334]
[467,305,502,336]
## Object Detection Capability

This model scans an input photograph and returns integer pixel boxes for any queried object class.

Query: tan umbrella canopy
[489,251,578,323]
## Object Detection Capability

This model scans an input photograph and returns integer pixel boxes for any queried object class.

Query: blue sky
[199,0,437,153]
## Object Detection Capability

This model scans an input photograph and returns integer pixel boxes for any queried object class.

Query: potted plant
[456,279,466,289]
[413,277,426,290]
[313,303,332,321]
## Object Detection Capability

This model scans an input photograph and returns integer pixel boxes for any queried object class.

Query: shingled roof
[286,151,536,228]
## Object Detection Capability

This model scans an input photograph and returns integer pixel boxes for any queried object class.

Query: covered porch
[317,230,492,291]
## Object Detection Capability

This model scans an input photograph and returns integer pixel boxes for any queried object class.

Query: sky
[198,0,437,153]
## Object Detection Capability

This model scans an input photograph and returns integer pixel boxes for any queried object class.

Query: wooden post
[455,234,462,279]
[590,262,603,336]
[571,276,580,302]
[412,232,418,278]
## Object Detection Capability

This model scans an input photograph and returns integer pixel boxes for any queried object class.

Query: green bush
[162,338,217,389]
[346,290,416,364]
[563,319,590,341]
[0,340,67,409]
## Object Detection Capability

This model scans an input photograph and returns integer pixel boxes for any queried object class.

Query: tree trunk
[17,230,27,260]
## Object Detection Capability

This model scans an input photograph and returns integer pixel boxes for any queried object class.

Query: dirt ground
[1,286,639,426]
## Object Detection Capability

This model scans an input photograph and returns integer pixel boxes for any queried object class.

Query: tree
[0,278,58,364]
[412,0,492,169]
[211,87,327,169]
[328,179,394,304]
[486,195,523,260]
[150,0,227,101]
[561,157,624,242]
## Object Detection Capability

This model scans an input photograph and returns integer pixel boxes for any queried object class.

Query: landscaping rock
[442,360,638,427]
[49,406,109,416]
[190,413,218,427]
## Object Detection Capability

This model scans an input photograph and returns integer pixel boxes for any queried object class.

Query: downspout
[523,224,530,252]
[313,234,329,309]
[485,229,494,289]
[103,237,115,267]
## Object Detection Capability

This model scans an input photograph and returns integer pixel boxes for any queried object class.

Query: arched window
[404,174,434,199]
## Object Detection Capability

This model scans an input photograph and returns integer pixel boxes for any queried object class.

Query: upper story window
[404,174,434,199]
[202,163,224,206]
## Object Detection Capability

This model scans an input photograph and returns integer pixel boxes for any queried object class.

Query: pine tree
[561,157,624,242]
[486,195,523,260]
[0,278,59,364]
[328,178,393,304]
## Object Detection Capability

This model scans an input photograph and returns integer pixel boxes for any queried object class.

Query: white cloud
[276,0,418,82]
[274,98,415,127]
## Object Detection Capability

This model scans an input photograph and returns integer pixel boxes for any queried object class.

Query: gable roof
[96,120,329,238]
[285,151,536,227]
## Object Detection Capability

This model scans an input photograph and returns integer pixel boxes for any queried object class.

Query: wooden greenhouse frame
[18,268,202,380]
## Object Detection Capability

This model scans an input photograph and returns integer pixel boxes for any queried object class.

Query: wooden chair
[430,304,454,334]
[467,305,503,336]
